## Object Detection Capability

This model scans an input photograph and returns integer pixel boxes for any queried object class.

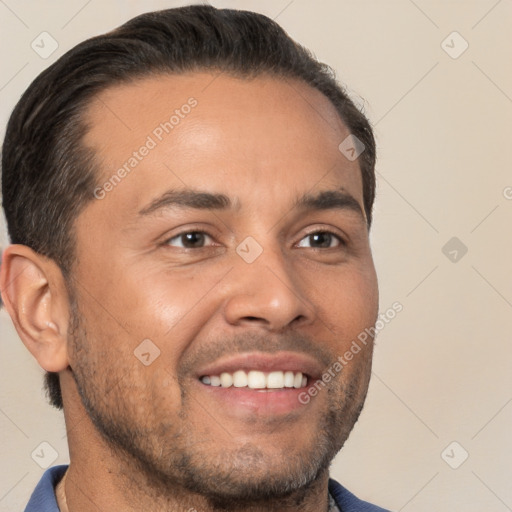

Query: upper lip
[195,351,325,380]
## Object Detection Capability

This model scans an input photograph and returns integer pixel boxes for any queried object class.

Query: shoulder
[329,478,392,512]
[24,465,68,512]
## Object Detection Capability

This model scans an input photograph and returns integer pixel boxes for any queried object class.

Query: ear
[0,244,70,372]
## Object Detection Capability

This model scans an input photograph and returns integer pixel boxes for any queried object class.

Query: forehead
[81,72,364,219]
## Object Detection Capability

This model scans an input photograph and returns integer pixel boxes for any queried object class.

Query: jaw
[60,354,369,512]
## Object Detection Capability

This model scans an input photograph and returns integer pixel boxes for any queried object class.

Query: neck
[55,470,68,512]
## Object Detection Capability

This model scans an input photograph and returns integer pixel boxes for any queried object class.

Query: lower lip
[195,381,313,417]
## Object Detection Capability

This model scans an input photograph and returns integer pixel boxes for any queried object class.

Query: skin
[0,72,379,511]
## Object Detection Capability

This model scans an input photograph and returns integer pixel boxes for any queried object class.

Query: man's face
[67,73,379,503]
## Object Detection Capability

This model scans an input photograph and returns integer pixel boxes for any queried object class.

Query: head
[1,4,378,508]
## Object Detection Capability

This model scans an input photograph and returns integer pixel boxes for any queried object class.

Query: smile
[200,370,308,390]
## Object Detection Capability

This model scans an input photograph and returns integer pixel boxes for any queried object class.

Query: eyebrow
[138,189,233,216]
[138,187,365,221]
[293,190,365,220]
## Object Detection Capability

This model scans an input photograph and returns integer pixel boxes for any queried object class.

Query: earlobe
[0,244,70,372]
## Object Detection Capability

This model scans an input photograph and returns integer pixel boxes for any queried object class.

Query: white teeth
[284,371,295,388]
[201,370,307,390]
[248,370,266,389]
[220,372,233,388]
[233,370,248,388]
[267,371,284,389]
[210,375,221,387]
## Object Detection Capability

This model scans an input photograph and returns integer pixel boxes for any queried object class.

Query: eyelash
[163,229,347,250]
[297,230,346,249]
[164,230,218,249]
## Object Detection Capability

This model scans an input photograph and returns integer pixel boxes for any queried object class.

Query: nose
[223,246,315,332]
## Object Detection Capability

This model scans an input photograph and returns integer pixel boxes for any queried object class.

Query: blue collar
[24,465,67,512]
[328,479,391,511]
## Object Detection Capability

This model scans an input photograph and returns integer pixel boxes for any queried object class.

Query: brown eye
[297,231,343,249]
[166,231,213,248]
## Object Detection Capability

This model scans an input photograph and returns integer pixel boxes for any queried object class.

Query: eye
[297,231,344,249]
[165,231,215,249]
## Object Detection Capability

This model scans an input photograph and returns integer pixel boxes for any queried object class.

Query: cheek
[305,261,379,336]
[125,271,221,343]
[70,309,184,424]
[90,266,228,380]
[78,265,202,342]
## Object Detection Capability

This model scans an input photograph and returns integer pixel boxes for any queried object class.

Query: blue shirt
[25,465,391,511]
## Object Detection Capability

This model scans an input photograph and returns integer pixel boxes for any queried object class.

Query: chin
[180,446,330,508]
[164,427,339,506]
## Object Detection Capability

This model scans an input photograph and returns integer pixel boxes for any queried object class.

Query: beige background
[1,1,511,510]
